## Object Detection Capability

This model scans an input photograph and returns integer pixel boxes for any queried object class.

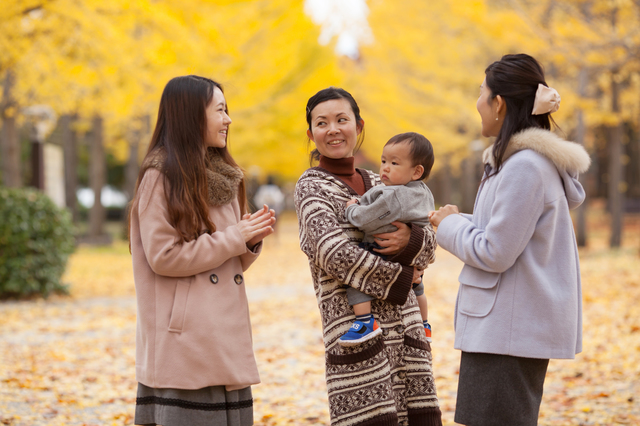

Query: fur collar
[482,127,591,174]
[205,150,243,206]
[144,148,242,206]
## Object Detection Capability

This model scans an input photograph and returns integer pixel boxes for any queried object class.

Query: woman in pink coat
[129,75,275,426]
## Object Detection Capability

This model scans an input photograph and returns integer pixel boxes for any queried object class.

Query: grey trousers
[347,281,425,306]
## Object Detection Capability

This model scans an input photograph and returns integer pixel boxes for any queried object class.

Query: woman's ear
[307,129,315,142]
[356,119,365,136]
[495,95,506,115]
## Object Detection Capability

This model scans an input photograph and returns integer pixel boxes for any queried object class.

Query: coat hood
[483,127,591,209]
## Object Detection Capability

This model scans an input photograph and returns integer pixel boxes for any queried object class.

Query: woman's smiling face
[205,87,232,148]
[307,98,363,159]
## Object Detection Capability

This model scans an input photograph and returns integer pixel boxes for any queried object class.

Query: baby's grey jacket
[345,180,435,243]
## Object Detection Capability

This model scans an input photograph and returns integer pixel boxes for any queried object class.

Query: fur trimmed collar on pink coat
[143,147,243,206]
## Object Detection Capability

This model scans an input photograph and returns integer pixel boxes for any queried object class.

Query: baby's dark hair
[385,132,434,180]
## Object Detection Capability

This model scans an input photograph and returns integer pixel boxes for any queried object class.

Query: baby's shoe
[424,322,432,343]
[339,318,382,347]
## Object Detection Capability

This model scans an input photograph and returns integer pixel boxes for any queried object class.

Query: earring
[495,117,499,121]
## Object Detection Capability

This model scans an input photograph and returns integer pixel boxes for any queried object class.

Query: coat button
[395,325,404,334]
[382,328,389,337]
[234,274,243,285]
[209,274,218,284]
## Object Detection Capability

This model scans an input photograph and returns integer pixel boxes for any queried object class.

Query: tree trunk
[461,157,476,213]
[575,69,588,247]
[1,70,21,188]
[29,126,44,190]
[638,105,640,257]
[124,137,140,201]
[124,115,149,200]
[439,155,452,206]
[61,114,79,222]
[608,73,624,248]
[89,115,106,240]
[122,116,148,238]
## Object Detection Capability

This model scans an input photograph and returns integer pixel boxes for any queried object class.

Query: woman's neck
[317,155,365,195]
[318,155,356,176]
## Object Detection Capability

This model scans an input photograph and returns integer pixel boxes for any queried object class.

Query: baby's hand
[346,198,358,207]
[412,267,424,284]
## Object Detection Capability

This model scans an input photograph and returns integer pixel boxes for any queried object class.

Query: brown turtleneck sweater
[317,155,366,196]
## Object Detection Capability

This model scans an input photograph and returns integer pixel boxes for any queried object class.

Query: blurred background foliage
[1,0,640,248]
[1,3,639,420]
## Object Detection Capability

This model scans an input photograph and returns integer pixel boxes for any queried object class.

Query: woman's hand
[429,204,459,227]
[372,221,411,255]
[238,204,276,249]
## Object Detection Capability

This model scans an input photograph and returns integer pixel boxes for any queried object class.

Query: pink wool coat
[130,168,262,391]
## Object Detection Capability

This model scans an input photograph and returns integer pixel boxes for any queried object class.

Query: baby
[340,132,435,346]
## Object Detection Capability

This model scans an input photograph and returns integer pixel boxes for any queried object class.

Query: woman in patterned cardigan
[294,87,442,426]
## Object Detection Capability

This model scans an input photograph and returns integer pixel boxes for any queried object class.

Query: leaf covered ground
[1,207,639,425]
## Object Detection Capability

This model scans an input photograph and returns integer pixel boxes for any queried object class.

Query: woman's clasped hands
[238,204,276,249]
[428,204,459,228]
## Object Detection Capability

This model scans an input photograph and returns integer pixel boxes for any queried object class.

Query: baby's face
[379,141,421,186]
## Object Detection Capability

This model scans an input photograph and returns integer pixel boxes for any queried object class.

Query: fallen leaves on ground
[1,210,639,425]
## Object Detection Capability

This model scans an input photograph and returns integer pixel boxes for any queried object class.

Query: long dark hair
[305,87,365,165]
[484,53,557,177]
[129,75,248,245]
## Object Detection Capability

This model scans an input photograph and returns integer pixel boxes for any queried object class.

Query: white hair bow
[532,84,561,115]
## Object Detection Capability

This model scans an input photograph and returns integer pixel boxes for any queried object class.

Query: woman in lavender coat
[429,54,590,425]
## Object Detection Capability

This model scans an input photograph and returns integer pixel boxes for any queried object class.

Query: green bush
[0,188,76,298]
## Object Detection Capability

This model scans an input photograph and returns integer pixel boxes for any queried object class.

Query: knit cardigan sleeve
[388,222,437,269]
[295,174,414,305]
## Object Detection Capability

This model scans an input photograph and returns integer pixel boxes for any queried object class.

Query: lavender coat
[436,128,591,359]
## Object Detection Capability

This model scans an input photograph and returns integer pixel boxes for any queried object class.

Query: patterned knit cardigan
[294,167,442,426]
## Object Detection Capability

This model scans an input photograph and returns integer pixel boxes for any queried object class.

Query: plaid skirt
[135,383,253,426]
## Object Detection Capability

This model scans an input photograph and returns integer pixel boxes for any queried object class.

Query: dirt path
[1,215,639,425]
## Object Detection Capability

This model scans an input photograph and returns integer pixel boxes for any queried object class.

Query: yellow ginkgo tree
[505,0,640,247]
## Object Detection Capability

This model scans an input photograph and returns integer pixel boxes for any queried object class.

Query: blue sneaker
[338,318,382,347]
[424,322,432,343]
